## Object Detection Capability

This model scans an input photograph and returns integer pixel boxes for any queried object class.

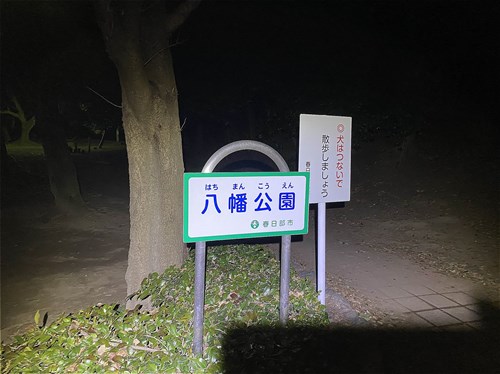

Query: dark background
[1,0,498,171]
[1,2,499,365]
[174,1,498,170]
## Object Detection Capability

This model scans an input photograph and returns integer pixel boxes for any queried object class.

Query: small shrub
[1,245,328,373]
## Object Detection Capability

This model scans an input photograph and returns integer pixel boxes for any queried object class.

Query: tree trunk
[97,129,106,149]
[39,114,85,214]
[95,1,196,308]
[19,116,36,145]
[1,123,9,197]
[123,94,186,305]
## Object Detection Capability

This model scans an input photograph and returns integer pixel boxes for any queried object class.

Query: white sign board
[184,172,309,242]
[298,114,352,203]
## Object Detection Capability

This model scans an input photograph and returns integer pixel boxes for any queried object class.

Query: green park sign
[183,172,310,242]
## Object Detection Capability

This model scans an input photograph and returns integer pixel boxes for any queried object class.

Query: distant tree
[95,0,200,308]
[0,2,93,214]
[0,114,10,196]
[0,97,37,146]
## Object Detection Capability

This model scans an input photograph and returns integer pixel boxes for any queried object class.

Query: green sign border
[183,172,310,243]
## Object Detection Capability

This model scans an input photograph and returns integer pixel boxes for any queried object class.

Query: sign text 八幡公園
[183,172,309,242]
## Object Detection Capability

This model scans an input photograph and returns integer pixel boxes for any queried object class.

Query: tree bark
[39,113,85,214]
[123,93,186,305]
[95,1,197,308]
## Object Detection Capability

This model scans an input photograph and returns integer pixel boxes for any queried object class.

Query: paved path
[290,210,498,330]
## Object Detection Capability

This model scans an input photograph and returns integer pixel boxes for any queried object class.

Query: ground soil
[1,147,130,340]
[1,134,498,342]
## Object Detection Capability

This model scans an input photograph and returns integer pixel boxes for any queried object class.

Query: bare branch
[143,38,185,67]
[109,339,162,353]
[165,0,202,34]
[0,110,21,120]
[12,97,23,114]
[1,97,24,120]
[130,345,162,353]
[86,86,122,108]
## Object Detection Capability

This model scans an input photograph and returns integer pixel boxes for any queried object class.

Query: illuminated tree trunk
[96,1,199,308]
[122,91,186,306]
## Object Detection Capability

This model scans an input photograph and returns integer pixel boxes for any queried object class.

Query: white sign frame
[298,114,352,203]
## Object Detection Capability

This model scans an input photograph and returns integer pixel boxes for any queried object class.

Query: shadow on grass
[221,301,499,373]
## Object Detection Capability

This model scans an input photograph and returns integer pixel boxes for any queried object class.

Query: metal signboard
[298,114,352,203]
[184,172,309,242]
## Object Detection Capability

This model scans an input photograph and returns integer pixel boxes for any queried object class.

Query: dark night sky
[176,1,498,113]
[172,1,498,168]
[1,1,498,168]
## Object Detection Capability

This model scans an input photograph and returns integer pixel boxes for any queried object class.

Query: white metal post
[317,202,326,304]
[192,140,294,356]
[193,241,206,356]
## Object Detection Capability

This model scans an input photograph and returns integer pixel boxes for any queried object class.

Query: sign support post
[317,202,326,304]
[279,234,291,322]
[298,114,352,305]
[193,241,206,355]
[187,140,309,356]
